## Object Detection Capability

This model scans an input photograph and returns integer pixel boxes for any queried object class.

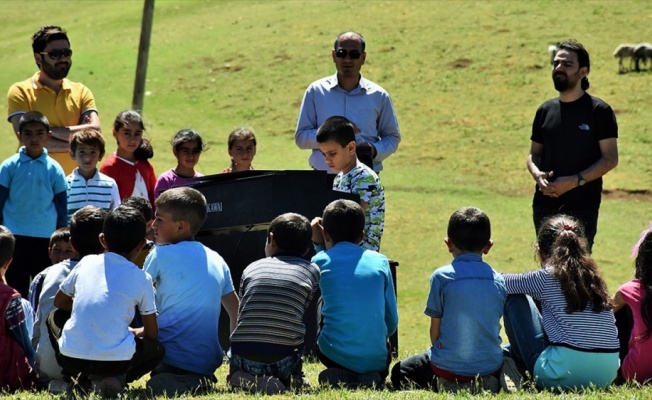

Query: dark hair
[635,229,652,340]
[49,227,71,247]
[558,39,590,91]
[70,206,107,257]
[268,213,312,256]
[70,128,106,158]
[113,110,153,161]
[32,25,69,54]
[155,187,207,236]
[334,31,366,52]
[172,129,207,153]
[316,116,356,147]
[322,199,364,245]
[103,206,146,254]
[447,207,491,253]
[537,215,611,313]
[122,197,153,222]
[0,226,16,266]
[227,127,256,149]
[19,111,49,134]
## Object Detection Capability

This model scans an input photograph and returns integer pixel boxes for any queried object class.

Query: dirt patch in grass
[449,58,472,69]
[603,189,651,202]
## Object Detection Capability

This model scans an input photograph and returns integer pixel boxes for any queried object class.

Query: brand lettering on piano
[206,202,223,213]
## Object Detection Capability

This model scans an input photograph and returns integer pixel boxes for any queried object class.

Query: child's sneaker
[90,374,126,398]
[147,372,213,396]
[318,368,382,389]
[230,371,286,395]
[47,379,68,394]
[500,356,523,392]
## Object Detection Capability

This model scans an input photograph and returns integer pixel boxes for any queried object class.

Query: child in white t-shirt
[49,205,164,397]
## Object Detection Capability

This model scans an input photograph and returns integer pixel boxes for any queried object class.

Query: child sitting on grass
[229,212,320,395]
[32,206,106,390]
[311,199,398,389]
[0,225,37,391]
[144,187,239,396]
[613,222,652,384]
[391,207,509,394]
[316,116,385,251]
[49,206,164,398]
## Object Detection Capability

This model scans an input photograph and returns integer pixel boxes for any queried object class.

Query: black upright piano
[189,170,359,353]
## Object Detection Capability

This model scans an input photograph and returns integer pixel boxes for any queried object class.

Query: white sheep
[548,43,560,65]
[633,42,652,71]
[612,43,636,72]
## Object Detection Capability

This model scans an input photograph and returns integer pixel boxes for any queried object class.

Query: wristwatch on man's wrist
[576,173,586,187]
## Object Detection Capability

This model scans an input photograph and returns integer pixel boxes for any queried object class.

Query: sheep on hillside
[633,42,652,71]
[548,42,560,65]
[613,43,636,72]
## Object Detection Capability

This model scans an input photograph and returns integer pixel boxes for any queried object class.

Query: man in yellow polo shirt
[7,25,100,174]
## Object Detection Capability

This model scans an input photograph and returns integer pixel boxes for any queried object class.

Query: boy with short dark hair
[27,227,76,315]
[121,197,154,269]
[49,206,164,397]
[390,207,509,394]
[0,225,38,391]
[66,128,120,222]
[144,187,239,396]
[229,212,320,394]
[316,116,385,251]
[311,199,398,389]
[0,111,67,297]
[32,206,106,390]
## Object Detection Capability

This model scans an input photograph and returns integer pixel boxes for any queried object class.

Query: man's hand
[543,175,578,198]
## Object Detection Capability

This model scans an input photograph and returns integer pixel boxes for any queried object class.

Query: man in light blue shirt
[295,31,401,173]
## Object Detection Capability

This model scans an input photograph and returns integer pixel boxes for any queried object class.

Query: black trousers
[47,309,164,383]
[5,235,50,297]
[533,206,598,251]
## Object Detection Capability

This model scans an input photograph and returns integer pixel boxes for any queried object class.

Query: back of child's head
[103,205,146,254]
[227,127,256,149]
[537,214,610,312]
[322,199,364,245]
[447,207,491,253]
[316,116,355,147]
[49,227,71,248]
[113,110,153,161]
[155,187,207,236]
[122,197,153,222]
[70,206,107,257]
[268,213,312,256]
[173,129,206,153]
[536,215,588,260]
[70,128,106,158]
[0,225,15,267]
[19,111,49,134]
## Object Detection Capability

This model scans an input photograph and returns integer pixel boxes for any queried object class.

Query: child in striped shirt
[66,129,120,222]
[502,214,619,391]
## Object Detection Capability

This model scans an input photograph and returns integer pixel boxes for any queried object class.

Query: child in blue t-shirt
[144,186,240,396]
[0,111,67,297]
[391,207,508,394]
[310,199,398,389]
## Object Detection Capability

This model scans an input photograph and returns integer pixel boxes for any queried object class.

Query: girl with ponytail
[613,223,652,383]
[501,215,619,391]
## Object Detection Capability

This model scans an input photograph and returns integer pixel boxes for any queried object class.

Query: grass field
[1,0,651,398]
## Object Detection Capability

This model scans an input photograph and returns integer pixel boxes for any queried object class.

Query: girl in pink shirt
[613,223,652,384]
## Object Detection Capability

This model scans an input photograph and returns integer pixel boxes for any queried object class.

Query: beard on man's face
[41,59,72,80]
[552,71,572,92]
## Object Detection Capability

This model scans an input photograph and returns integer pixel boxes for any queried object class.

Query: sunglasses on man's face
[40,48,73,60]
[335,49,363,60]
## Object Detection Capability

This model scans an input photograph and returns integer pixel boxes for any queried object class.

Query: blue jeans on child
[229,353,303,385]
[503,294,619,390]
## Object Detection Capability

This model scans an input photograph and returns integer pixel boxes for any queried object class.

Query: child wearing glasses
[221,128,257,173]
[154,129,205,199]
[100,110,156,204]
